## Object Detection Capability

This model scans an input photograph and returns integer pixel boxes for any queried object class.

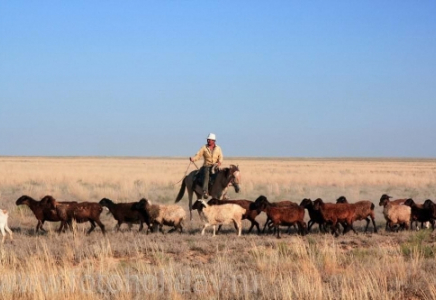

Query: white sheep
[380,198,411,231]
[0,209,13,243]
[192,200,246,236]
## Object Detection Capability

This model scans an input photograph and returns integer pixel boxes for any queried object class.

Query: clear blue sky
[1,1,435,157]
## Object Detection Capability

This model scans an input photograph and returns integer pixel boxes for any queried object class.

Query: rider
[190,133,223,199]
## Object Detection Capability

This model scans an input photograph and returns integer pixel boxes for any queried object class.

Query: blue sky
[1,1,435,157]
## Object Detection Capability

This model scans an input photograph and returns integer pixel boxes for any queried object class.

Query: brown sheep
[41,196,106,235]
[313,198,357,237]
[207,198,261,234]
[250,195,299,233]
[99,198,150,232]
[336,196,377,233]
[250,195,307,238]
[299,198,327,233]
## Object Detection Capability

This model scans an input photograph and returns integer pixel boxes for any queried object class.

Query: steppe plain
[1,156,436,299]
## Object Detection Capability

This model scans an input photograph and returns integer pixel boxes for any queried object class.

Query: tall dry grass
[1,156,436,299]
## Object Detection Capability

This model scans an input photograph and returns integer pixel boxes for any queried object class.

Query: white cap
[207,133,216,140]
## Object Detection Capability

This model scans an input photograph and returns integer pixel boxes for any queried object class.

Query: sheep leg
[247,219,260,234]
[217,225,223,234]
[262,217,271,234]
[364,218,371,233]
[307,220,314,232]
[138,221,144,232]
[4,224,12,241]
[212,225,216,237]
[87,220,96,234]
[0,226,5,243]
[236,221,242,236]
[94,219,105,235]
[201,223,209,236]
[275,223,281,239]
[159,224,164,234]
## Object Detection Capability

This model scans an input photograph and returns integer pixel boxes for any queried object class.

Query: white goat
[192,200,246,236]
[0,209,13,243]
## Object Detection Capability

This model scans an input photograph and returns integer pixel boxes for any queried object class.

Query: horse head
[225,164,240,193]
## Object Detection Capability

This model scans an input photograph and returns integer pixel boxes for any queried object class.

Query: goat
[313,198,357,237]
[379,197,411,232]
[99,198,149,232]
[336,196,377,233]
[250,195,307,238]
[207,198,261,234]
[0,209,13,243]
[132,198,185,234]
[41,196,106,235]
[192,199,246,236]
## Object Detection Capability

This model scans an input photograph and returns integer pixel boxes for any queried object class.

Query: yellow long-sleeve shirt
[191,145,223,167]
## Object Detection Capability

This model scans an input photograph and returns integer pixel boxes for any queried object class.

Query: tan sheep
[132,198,186,233]
[192,199,246,236]
[379,198,411,231]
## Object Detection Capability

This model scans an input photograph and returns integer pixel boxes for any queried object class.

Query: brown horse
[175,164,241,220]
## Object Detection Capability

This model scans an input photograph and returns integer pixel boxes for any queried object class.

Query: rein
[171,161,198,187]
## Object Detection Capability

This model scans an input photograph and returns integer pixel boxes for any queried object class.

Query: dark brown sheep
[423,199,436,220]
[207,198,261,234]
[250,195,307,238]
[313,198,357,237]
[336,196,377,233]
[404,198,434,230]
[15,195,75,233]
[41,195,106,235]
[99,198,150,232]
[299,198,327,233]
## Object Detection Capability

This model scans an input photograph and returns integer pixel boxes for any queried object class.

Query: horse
[175,164,241,220]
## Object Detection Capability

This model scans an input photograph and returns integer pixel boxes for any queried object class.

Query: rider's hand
[217,162,221,167]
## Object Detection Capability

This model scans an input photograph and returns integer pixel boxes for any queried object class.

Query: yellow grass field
[1,156,436,299]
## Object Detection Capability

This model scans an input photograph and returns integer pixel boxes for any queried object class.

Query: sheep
[192,199,246,236]
[0,209,13,243]
[336,196,377,233]
[404,198,434,230]
[299,198,328,233]
[207,198,261,234]
[379,197,411,232]
[380,194,407,205]
[132,198,185,234]
[99,198,150,232]
[313,198,357,237]
[250,195,307,238]
[41,195,106,235]
[249,196,299,233]
[15,195,66,233]
[423,199,436,221]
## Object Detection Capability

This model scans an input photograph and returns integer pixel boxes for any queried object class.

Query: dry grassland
[1,156,436,299]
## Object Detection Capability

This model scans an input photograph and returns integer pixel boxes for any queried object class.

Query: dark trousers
[200,166,211,192]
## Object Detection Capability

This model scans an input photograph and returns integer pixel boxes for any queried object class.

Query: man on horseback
[189,133,223,199]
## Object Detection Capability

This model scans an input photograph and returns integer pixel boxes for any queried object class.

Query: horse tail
[175,177,186,203]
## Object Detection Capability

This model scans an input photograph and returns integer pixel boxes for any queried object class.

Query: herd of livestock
[0,192,435,243]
